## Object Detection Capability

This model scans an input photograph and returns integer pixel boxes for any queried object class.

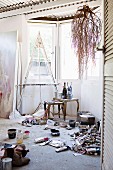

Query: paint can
[8,129,16,139]
[2,157,12,170]
[69,120,75,128]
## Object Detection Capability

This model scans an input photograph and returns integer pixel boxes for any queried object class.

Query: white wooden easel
[17,32,58,113]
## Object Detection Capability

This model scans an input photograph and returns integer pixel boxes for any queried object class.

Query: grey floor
[0,118,101,170]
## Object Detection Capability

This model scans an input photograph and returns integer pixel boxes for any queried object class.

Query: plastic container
[16,130,23,144]
[23,131,30,139]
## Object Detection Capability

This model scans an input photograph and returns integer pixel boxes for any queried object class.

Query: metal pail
[2,157,12,170]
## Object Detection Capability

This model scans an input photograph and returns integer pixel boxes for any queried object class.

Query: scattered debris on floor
[34,137,49,143]
[71,124,101,155]
[73,153,82,157]
[51,129,60,136]
[49,140,65,148]
[29,112,101,156]
[14,109,101,156]
[55,146,70,152]
[77,111,95,125]
[2,109,101,167]
[33,122,101,155]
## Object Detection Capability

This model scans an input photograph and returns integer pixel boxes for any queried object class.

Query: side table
[53,98,79,120]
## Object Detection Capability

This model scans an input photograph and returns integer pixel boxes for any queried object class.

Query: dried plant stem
[71,5,101,79]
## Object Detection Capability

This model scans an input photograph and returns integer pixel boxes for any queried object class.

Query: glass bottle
[68,82,72,99]
[70,82,72,94]
[62,82,67,99]
[16,130,23,144]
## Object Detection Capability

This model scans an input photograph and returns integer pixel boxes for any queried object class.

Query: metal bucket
[2,157,12,170]
[8,129,16,139]
[69,120,76,128]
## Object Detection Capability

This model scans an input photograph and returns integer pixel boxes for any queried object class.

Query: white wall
[81,80,102,121]
[80,7,104,122]
[0,15,29,114]
[81,54,103,121]
[0,15,28,82]
[0,15,22,41]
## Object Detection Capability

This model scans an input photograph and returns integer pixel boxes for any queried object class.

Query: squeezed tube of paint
[35,137,49,143]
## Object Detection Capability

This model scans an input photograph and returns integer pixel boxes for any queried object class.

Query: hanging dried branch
[71,5,101,79]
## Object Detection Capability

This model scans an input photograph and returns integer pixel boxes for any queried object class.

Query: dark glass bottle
[67,82,70,97]
[62,82,67,99]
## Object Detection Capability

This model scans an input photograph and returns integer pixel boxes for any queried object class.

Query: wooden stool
[44,101,63,119]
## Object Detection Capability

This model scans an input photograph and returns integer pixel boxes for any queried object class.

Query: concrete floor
[0,118,101,170]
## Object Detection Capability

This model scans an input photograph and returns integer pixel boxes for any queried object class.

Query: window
[60,22,78,80]
[60,22,101,80]
[86,51,101,78]
[28,23,56,83]
[28,21,101,82]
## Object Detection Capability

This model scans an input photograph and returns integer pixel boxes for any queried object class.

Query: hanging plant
[71,5,101,79]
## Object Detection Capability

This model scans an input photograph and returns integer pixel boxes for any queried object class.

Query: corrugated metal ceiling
[0,0,28,7]
[0,0,58,13]
[0,0,57,8]
[0,0,101,20]
[30,5,100,21]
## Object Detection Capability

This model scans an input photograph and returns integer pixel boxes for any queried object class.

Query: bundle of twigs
[71,5,101,79]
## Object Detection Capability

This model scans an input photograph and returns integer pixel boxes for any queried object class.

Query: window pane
[86,51,101,79]
[28,23,56,83]
[60,22,78,79]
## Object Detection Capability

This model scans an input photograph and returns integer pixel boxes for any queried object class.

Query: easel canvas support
[16,31,58,114]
